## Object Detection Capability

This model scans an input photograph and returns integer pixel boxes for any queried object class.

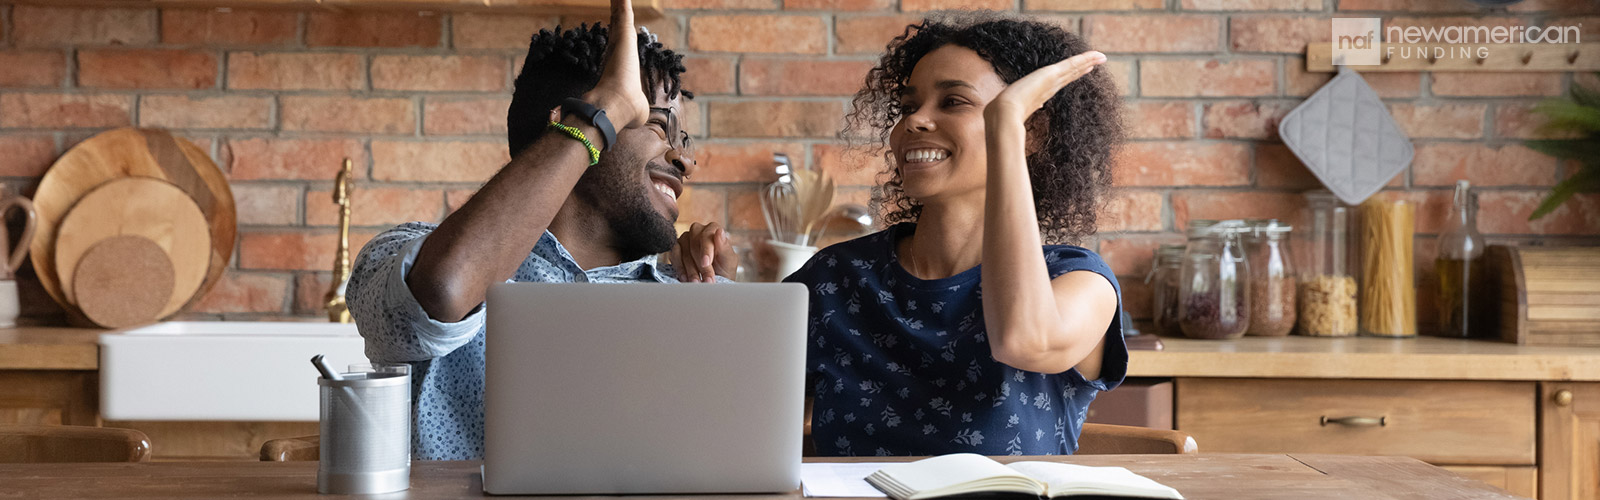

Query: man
[347,0,736,460]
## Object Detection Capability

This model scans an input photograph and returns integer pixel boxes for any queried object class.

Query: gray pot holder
[1278,67,1415,206]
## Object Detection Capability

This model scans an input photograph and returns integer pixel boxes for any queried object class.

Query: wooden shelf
[1307,42,1600,72]
[5,0,665,18]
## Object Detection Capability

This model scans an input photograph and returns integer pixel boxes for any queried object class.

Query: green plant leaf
[1529,166,1600,221]
[1572,78,1600,109]
[1526,139,1600,160]
[1532,99,1600,134]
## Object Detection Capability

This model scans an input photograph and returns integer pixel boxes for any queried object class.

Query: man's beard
[574,158,677,262]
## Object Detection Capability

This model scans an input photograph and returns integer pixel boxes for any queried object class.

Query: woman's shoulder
[1040,244,1116,283]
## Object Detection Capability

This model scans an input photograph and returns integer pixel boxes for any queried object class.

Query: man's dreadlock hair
[508,24,692,157]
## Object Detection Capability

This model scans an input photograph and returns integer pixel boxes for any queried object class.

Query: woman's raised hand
[984,51,1106,123]
[581,0,650,130]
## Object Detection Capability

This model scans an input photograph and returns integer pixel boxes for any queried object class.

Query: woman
[785,12,1127,457]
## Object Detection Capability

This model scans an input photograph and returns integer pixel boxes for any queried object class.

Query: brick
[0,93,131,128]
[903,0,1012,9]
[708,101,842,138]
[674,186,728,232]
[451,13,559,50]
[371,141,511,182]
[1495,102,1580,140]
[680,99,705,138]
[1100,190,1165,232]
[1337,0,1476,12]
[1182,0,1319,10]
[1103,59,1133,94]
[689,15,826,54]
[681,56,737,95]
[1432,73,1563,97]
[1099,233,1184,277]
[1111,142,1251,187]
[1125,102,1194,139]
[294,273,335,316]
[307,186,443,227]
[740,58,874,96]
[814,144,885,187]
[1510,0,1600,13]
[281,96,416,135]
[0,51,66,87]
[0,136,57,177]
[693,141,807,183]
[1202,101,1293,140]
[307,11,442,48]
[1479,192,1600,235]
[227,138,367,181]
[161,9,298,46]
[446,189,477,214]
[1254,143,1320,190]
[1411,143,1557,187]
[784,0,890,10]
[670,0,779,7]
[727,189,766,231]
[12,6,156,46]
[1171,191,1306,231]
[552,16,685,48]
[230,183,301,226]
[1140,59,1276,97]
[835,15,923,55]
[138,95,272,130]
[77,49,217,90]
[1084,15,1220,53]
[1024,0,1161,11]
[240,230,378,271]
[1229,16,1326,53]
[190,272,289,313]
[372,55,506,92]
[1386,103,1484,140]
[227,53,363,91]
[424,97,511,136]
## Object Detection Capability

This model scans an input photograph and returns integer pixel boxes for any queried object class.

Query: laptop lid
[483,282,807,495]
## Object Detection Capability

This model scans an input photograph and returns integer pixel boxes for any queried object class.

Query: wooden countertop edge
[1128,350,1600,381]
[0,344,99,370]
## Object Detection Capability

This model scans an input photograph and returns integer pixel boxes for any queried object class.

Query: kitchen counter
[0,326,102,370]
[1127,335,1600,381]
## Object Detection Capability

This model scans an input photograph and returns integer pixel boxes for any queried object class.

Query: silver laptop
[482,282,807,495]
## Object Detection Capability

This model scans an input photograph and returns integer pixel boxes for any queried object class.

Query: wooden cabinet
[1540,382,1600,500]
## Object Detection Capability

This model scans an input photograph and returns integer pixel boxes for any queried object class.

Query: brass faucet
[325,158,353,323]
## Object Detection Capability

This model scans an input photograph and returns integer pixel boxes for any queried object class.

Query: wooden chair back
[0,425,152,463]
[1076,423,1198,455]
[260,435,320,461]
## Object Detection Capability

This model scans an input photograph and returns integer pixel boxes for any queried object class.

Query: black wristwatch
[560,97,616,153]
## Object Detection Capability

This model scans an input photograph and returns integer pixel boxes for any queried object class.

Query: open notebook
[865,454,1183,500]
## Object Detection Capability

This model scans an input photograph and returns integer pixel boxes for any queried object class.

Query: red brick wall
[3,2,1597,326]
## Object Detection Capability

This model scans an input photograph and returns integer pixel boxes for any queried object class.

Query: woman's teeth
[904,149,949,163]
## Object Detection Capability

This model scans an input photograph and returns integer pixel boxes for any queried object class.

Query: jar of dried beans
[1243,219,1296,337]
[1178,220,1251,340]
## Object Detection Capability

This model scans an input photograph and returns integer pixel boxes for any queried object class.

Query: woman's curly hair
[844,11,1124,245]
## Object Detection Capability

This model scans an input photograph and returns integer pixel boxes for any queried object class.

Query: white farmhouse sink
[100,321,370,421]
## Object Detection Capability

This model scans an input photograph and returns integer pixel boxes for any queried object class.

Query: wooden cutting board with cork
[1486,245,1600,346]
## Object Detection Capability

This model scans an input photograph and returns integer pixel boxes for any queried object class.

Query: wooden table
[0,455,1520,499]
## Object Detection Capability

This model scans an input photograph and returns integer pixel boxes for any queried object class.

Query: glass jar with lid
[1178,220,1251,340]
[1243,219,1296,337]
[1146,244,1186,337]
[1298,191,1358,337]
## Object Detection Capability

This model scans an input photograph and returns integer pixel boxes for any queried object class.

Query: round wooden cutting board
[55,178,210,319]
[74,235,175,329]
[32,128,235,316]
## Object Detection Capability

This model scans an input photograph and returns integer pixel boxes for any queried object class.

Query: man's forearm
[407,116,602,322]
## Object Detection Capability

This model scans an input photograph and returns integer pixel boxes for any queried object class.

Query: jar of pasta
[1298,191,1358,337]
[1178,220,1251,340]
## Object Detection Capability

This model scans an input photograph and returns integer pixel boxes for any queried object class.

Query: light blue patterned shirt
[347,221,705,460]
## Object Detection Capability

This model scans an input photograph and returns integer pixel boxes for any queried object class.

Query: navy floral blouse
[785,223,1128,457]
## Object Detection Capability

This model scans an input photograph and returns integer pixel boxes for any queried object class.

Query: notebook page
[873,454,1040,497]
[1005,462,1182,500]
[802,463,890,498]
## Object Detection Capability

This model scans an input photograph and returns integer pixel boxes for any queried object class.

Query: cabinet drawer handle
[1320,415,1386,427]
